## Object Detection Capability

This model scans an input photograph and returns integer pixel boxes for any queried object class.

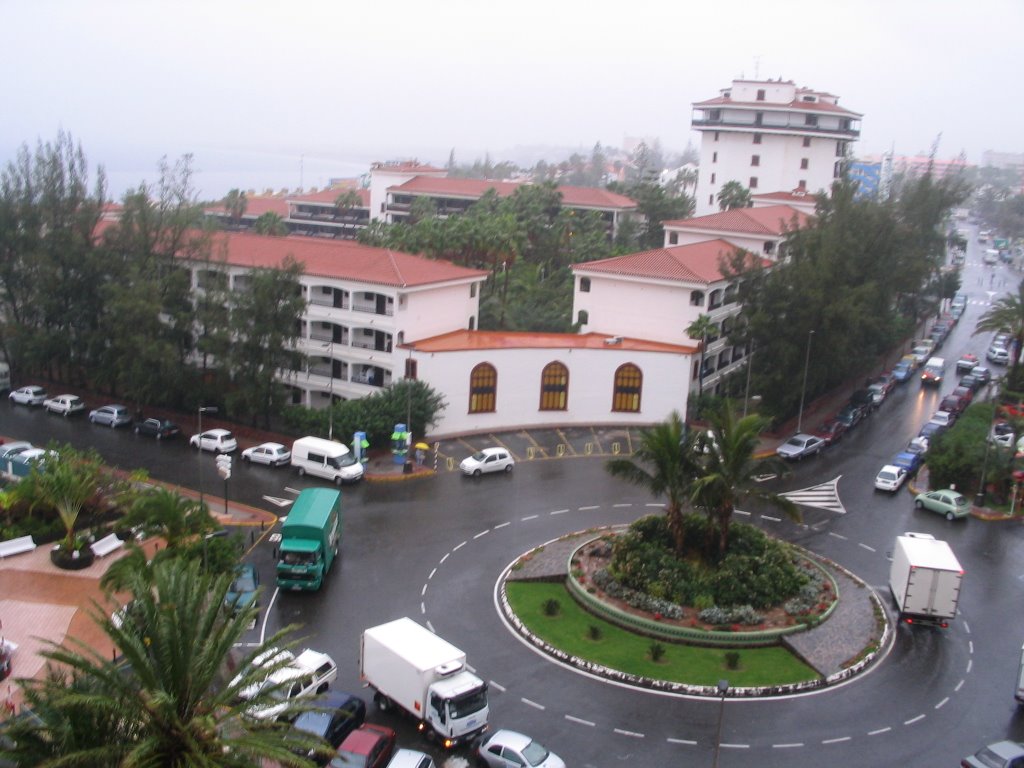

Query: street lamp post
[321,341,334,440]
[197,406,218,509]
[796,330,815,433]
[712,679,729,768]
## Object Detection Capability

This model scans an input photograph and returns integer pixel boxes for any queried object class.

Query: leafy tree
[334,189,361,214]
[690,402,798,559]
[607,180,693,249]
[686,314,716,401]
[606,412,699,556]
[226,256,307,427]
[253,211,288,236]
[974,279,1024,369]
[5,558,320,767]
[716,181,752,211]
[224,188,247,225]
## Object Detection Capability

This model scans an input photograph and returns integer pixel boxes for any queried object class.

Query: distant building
[662,204,811,260]
[981,150,1024,172]
[691,78,861,215]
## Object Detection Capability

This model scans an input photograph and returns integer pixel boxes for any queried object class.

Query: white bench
[0,535,36,558]
[90,533,124,559]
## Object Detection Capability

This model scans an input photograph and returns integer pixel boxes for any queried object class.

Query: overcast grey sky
[2,0,1019,200]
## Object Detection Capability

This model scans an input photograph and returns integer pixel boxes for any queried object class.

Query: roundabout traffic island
[499,520,891,697]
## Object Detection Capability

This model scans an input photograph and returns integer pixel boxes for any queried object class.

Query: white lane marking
[474,530,489,539]
[578,505,599,511]
[868,727,891,736]
[935,697,949,709]
[522,698,545,710]
[614,729,644,738]
[964,621,971,634]
[428,568,436,580]
[494,522,511,530]
[420,601,425,614]
[955,679,965,692]
[773,743,804,748]
[260,587,281,645]
[822,736,851,744]
[613,503,633,508]
[453,541,466,551]
[734,510,751,517]
[521,515,538,521]
[565,715,595,726]
[439,553,450,564]
[904,715,925,725]
[645,503,662,507]
[968,640,974,654]
[721,743,750,749]
[667,737,697,745]
[761,515,781,522]
[967,659,973,673]
[489,681,506,692]
[425,620,434,632]
[421,584,427,596]
[858,543,876,552]
[551,509,568,515]
[829,532,848,540]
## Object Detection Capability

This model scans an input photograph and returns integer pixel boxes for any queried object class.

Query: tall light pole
[197,406,217,509]
[321,341,334,440]
[796,330,815,433]
[712,679,729,768]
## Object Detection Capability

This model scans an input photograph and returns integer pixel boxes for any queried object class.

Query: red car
[331,723,396,768]
[813,419,847,447]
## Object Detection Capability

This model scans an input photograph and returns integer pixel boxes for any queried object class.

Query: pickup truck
[42,394,86,416]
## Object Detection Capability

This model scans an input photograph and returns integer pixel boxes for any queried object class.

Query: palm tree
[605,411,700,556]
[334,189,362,218]
[253,211,288,236]
[716,180,752,211]
[686,313,716,402]
[975,279,1024,369]
[691,402,799,559]
[6,558,320,767]
[224,188,247,226]
[17,445,105,553]
[119,486,218,548]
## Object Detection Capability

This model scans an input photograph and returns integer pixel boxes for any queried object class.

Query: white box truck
[360,617,488,748]
[889,533,963,628]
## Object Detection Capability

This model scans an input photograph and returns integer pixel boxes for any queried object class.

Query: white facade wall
[574,275,699,346]
[664,228,776,256]
[398,282,480,343]
[411,345,690,437]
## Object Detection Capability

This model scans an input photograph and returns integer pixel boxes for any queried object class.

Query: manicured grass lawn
[506,581,820,687]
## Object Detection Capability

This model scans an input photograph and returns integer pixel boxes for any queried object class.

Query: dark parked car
[813,419,847,447]
[940,395,966,416]
[290,691,366,763]
[892,450,923,476]
[333,723,397,768]
[836,403,864,429]
[959,373,980,392]
[133,417,181,440]
[891,360,914,383]
[849,388,876,414]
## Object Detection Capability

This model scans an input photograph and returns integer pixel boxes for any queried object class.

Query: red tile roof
[287,187,369,206]
[693,95,861,118]
[130,228,485,288]
[663,205,811,236]
[405,330,695,354]
[572,240,767,283]
[390,177,637,210]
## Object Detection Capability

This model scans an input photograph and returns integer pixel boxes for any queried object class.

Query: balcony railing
[692,117,859,138]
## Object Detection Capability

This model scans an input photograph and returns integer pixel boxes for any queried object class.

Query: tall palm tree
[605,411,700,556]
[224,188,247,226]
[253,211,288,236]
[691,402,799,559]
[974,279,1024,368]
[6,558,320,767]
[334,189,361,218]
[686,313,716,401]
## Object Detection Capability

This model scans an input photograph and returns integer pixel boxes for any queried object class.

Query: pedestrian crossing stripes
[781,476,846,515]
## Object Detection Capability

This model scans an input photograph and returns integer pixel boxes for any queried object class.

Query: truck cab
[277,488,342,591]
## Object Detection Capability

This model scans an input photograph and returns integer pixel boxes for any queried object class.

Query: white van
[291,436,364,484]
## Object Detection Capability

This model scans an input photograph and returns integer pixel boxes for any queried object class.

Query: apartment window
[836,141,845,157]
[764,241,775,254]
[539,361,569,411]
[754,112,763,126]
[577,309,588,325]
[611,364,642,413]
[468,363,497,413]
[468,316,476,330]
[470,283,477,298]
[803,136,812,148]
[709,194,714,206]
[753,133,762,145]
[805,114,818,127]
[579,277,591,293]
[710,173,716,184]
[709,109,721,121]
[714,131,720,142]
[712,151,718,163]
[692,360,700,381]
[690,290,705,306]
[798,180,807,191]
[800,158,809,170]
[668,232,678,245]
[751,155,760,167]
[404,358,418,380]
[749,177,758,189]
[756,89,766,101]
[834,161,842,179]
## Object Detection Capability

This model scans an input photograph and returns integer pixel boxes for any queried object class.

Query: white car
[477,729,566,768]
[241,442,291,466]
[460,447,515,476]
[9,385,47,406]
[386,749,436,768]
[233,647,337,721]
[874,465,908,492]
[775,433,824,461]
[987,345,1010,365]
[190,428,238,453]
[43,394,85,416]
[928,410,956,429]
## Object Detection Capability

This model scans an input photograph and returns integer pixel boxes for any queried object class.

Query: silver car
[241,442,291,466]
[8,385,47,406]
[478,729,566,768]
[775,433,824,461]
[89,404,133,428]
[460,447,515,476]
